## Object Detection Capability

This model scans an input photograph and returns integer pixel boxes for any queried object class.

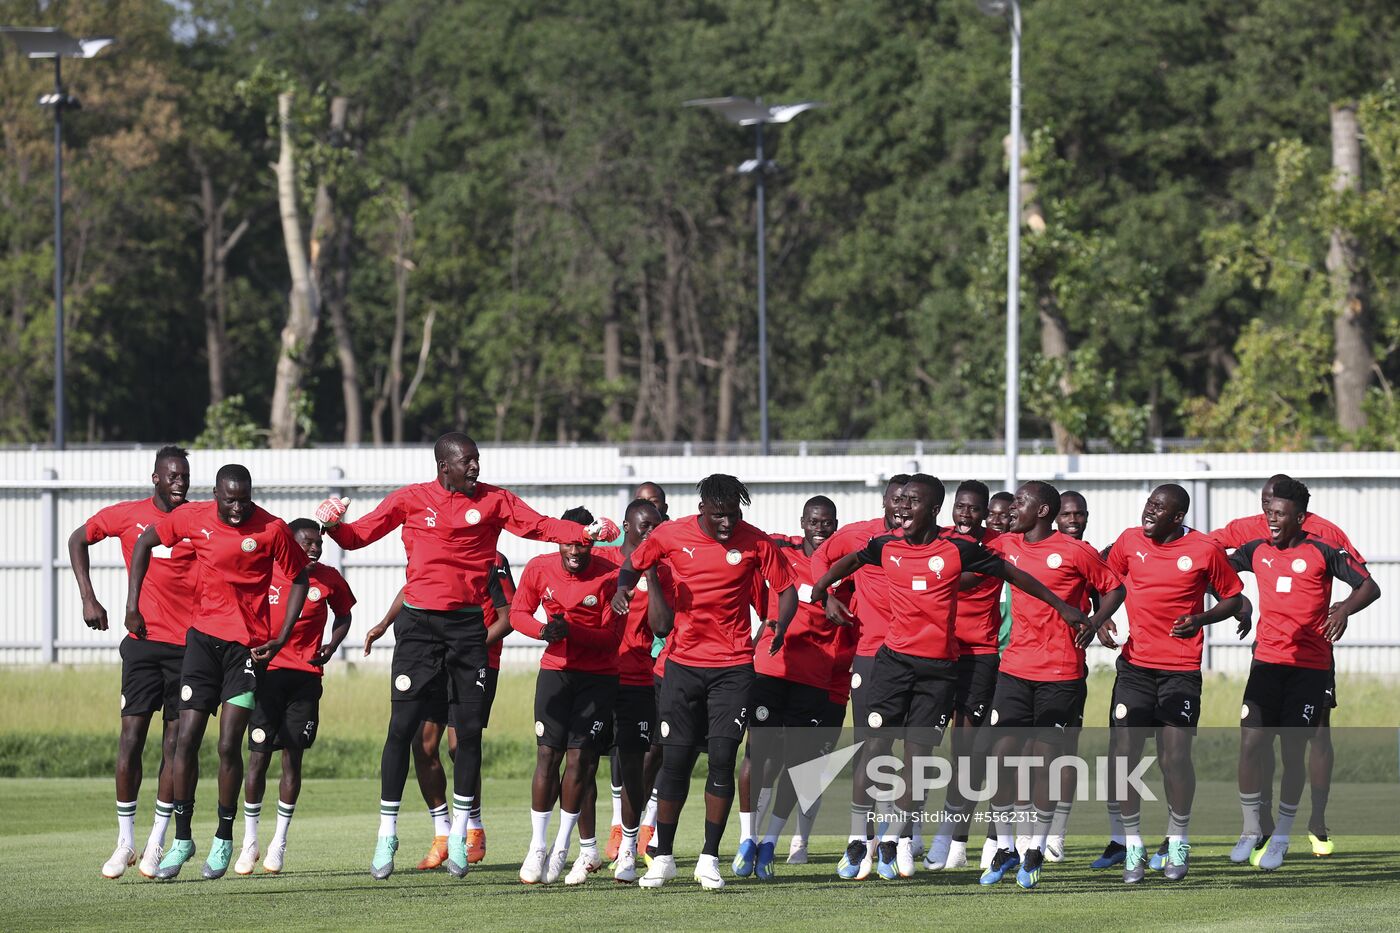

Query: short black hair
[561,506,595,526]
[1154,483,1191,514]
[215,463,251,487]
[289,518,320,535]
[904,473,946,510]
[625,498,662,521]
[1271,477,1310,512]
[697,474,751,507]
[956,480,990,505]
[887,473,912,488]
[804,495,836,513]
[154,445,189,469]
[434,432,476,462]
[990,491,1014,505]
[1060,490,1088,509]
[1023,480,1061,516]
[635,481,667,500]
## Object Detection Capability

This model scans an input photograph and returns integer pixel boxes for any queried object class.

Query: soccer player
[1055,490,1089,542]
[813,474,1092,883]
[236,519,355,875]
[127,463,312,880]
[1099,484,1244,883]
[316,433,616,880]
[69,445,196,878]
[634,482,669,521]
[592,499,671,883]
[977,480,1124,890]
[1227,478,1377,871]
[611,474,798,890]
[512,507,624,886]
[809,474,909,879]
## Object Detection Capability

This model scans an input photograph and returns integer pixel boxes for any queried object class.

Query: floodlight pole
[52,55,65,450]
[1005,0,1021,494]
[753,119,770,456]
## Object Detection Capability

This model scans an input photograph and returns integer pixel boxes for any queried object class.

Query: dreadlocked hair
[697,474,751,507]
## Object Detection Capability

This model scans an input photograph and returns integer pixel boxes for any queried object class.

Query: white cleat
[543,847,568,885]
[946,840,969,869]
[1015,833,1031,859]
[1045,834,1066,863]
[565,850,603,885]
[234,841,261,875]
[693,853,725,890]
[980,837,999,870]
[139,843,163,879]
[895,837,916,878]
[639,853,677,888]
[101,844,138,879]
[910,837,925,862]
[786,837,809,864]
[923,834,953,871]
[613,848,638,883]
[1257,836,1289,871]
[519,847,549,884]
[1230,833,1262,864]
[262,841,286,874]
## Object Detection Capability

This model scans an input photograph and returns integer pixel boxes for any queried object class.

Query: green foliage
[192,393,263,448]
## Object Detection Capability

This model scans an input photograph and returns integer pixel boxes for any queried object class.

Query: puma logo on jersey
[200,528,214,540]
[681,546,696,559]
[1135,551,1147,563]
[888,555,902,567]
[424,507,438,528]
[268,585,282,605]
[1260,556,1274,569]
[136,522,148,533]
[1007,554,1020,566]
[543,587,555,601]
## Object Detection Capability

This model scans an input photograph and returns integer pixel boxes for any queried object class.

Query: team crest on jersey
[637,576,649,593]
[583,595,598,607]
[241,537,257,552]
[928,556,945,574]
[1046,552,1063,569]
[308,586,323,602]
[726,549,742,565]
[1291,558,1307,573]
[465,508,482,525]
[1176,556,1193,572]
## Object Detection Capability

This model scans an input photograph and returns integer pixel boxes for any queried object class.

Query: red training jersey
[627,515,794,669]
[154,502,309,645]
[327,480,590,612]
[1105,526,1242,671]
[594,545,675,687]
[948,527,1005,656]
[812,516,896,656]
[754,537,857,692]
[85,497,198,646]
[1229,534,1371,670]
[511,552,623,675]
[998,531,1121,682]
[268,562,356,675]
[1209,512,1365,563]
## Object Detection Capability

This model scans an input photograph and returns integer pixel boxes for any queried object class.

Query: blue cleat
[1091,840,1126,869]
[731,838,756,878]
[1148,837,1169,871]
[755,841,776,881]
[1015,847,1043,889]
[979,847,1020,885]
[154,839,196,881]
[201,838,233,879]
[370,835,398,880]
[875,840,899,880]
[836,840,871,880]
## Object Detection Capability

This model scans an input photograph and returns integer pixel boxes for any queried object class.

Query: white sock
[1049,801,1073,837]
[641,790,659,829]
[795,798,820,844]
[271,800,295,846]
[1121,809,1143,850]
[530,809,552,851]
[450,794,472,836]
[429,802,450,836]
[379,799,400,837]
[849,803,868,843]
[117,800,137,849]
[739,809,754,843]
[1167,807,1190,844]
[992,804,1014,850]
[148,800,173,851]
[762,812,788,847]
[1031,807,1053,849]
[1274,801,1298,840]
[610,780,623,826]
[579,835,597,855]
[467,800,484,832]
[755,787,773,825]
[1239,791,1262,836]
[621,824,639,856]
[554,810,580,855]
[1106,801,1126,844]
[242,801,262,846]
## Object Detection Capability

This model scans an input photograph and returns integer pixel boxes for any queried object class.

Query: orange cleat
[417,835,449,870]
[466,828,486,864]
[638,825,655,854]
[606,825,624,862]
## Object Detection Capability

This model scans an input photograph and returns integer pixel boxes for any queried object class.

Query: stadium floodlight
[976,0,1022,494]
[684,96,824,455]
[0,27,116,451]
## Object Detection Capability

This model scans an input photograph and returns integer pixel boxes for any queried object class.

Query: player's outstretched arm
[364,586,406,655]
[1077,584,1127,648]
[644,568,674,637]
[996,563,1089,632]
[765,585,800,655]
[812,551,861,626]
[1171,593,1244,639]
[123,526,162,640]
[612,558,641,615]
[485,605,512,645]
[254,567,310,663]
[314,612,353,667]
[67,525,107,631]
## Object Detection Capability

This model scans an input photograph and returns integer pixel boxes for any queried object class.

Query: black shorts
[1241,661,1331,729]
[1325,664,1338,710]
[1111,656,1201,729]
[424,666,501,732]
[822,700,847,729]
[249,669,323,751]
[849,653,879,732]
[955,653,1000,726]
[180,627,257,714]
[865,645,956,738]
[391,605,489,733]
[613,683,658,752]
[988,671,1086,732]
[534,669,617,750]
[751,674,831,728]
[120,636,184,721]
[658,660,753,747]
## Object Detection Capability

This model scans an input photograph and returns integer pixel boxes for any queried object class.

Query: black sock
[1310,785,1329,832]
[656,820,678,856]
[216,805,236,840]
[174,799,194,839]
[702,819,724,857]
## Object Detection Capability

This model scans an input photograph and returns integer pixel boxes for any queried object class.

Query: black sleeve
[853,534,893,568]
[1315,540,1371,590]
[951,537,1005,577]
[487,565,508,609]
[1228,539,1261,574]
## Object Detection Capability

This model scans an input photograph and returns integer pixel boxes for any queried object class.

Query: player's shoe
[837,840,872,880]
[638,853,677,888]
[1309,832,1335,857]
[262,841,286,874]
[417,835,448,870]
[370,835,398,880]
[1257,836,1289,871]
[444,834,470,878]
[139,843,163,879]
[895,837,916,878]
[875,840,899,880]
[1148,837,1170,871]
[731,838,757,877]
[693,853,725,890]
[1044,834,1066,863]
[201,838,233,879]
[565,850,604,885]
[1016,847,1044,889]
[606,825,623,862]
[787,837,809,864]
[234,841,261,875]
[945,840,969,869]
[1162,840,1189,882]
[1015,832,1031,858]
[638,825,655,857]
[755,841,776,881]
[1248,835,1271,867]
[101,843,138,879]
[980,837,998,869]
[466,829,486,864]
[519,847,548,884]
[923,834,953,871]
[544,847,568,884]
[979,847,1020,885]
[1229,832,1262,864]
[1091,840,1126,869]
[154,839,195,880]
[1122,844,1147,884]
[910,836,925,862]
[613,848,639,884]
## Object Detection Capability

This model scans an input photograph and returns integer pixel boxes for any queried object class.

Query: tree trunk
[1327,102,1373,435]
[194,155,248,409]
[382,197,412,444]
[269,91,320,448]
[714,323,740,447]
[602,281,623,437]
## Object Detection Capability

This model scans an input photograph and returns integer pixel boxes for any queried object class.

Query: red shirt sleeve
[1205,543,1244,599]
[1105,533,1129,578]
[84,504,121,544]
[326,568,356,616]
[626,526,667,573]
[270,521,311,580]
[500,490,591,545]
[326,488,407,550]
[756,536,795,593]
[1076,540,1122,594]
[1207,517,1252,551]
[154,508,187,548]
[509,562,546,639]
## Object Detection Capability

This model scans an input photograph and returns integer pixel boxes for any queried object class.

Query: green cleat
[444,834,469,879]
[154,839,196,881]
[1163,840,1189,881]
[202,838,234,879]
[1123,844,1147,884]
[370,835,398,880]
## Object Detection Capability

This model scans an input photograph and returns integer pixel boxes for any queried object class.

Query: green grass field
[2,666,1399,930]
